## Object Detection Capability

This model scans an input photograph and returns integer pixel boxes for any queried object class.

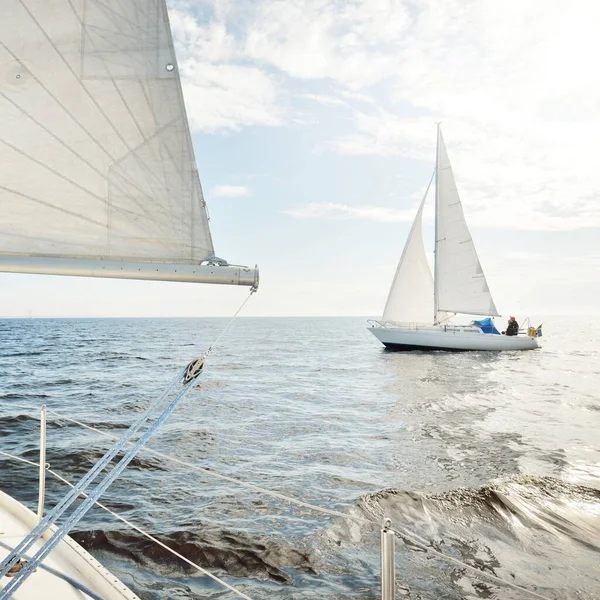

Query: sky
[2,0,600,318]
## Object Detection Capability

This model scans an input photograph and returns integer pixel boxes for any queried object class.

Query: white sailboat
[0,0,257,597]
[369,125,540,351]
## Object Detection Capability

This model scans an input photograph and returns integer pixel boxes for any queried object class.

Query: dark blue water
[1,317,599,599]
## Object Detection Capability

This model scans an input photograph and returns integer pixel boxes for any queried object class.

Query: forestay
[434,129,499,317]
[0,0,212,264]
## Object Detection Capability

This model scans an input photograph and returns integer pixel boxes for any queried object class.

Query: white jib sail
[0,0,214,265]
[434,128,499,317]
[382,178,434,326]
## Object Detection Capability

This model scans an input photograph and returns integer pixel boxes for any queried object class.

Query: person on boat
[505,316,519,336]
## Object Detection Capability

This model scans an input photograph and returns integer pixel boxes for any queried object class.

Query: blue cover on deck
[473,318,500,335]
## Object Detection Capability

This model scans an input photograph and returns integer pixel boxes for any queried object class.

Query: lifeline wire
[0,368,185,580]
[4,401,554,600]
[388,527,553,600]
[40,410,554,600]
[0,450,253,600]
[0,288,256,598]
[0,379,197,598]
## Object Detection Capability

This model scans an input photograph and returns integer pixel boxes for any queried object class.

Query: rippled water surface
[1,317,599,599]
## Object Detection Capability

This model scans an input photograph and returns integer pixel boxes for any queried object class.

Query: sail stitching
[160,0,214,257]
[0,139,107,205]
[15,0,135,157]
[0,90,107,179]
[1,33,117,161]
[79,3,177,234]
[0,184,105,227]
[79,2,199,256]
[137,78,180,246]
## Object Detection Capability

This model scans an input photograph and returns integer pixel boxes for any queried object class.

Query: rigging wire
[0,288,256,598]
[2,405,554,600]
[0,369,185,580]
[1,285,554,599]
[0,450,253,600]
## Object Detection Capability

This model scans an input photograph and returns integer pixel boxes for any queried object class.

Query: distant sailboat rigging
[370,125,540,351]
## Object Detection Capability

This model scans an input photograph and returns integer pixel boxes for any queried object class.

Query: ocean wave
[19,447,167,474]
[72,527,315,584]
[359,475,600,550]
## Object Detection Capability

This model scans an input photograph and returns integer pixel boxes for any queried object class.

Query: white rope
[0,370,186,583]
[0,443,554,600]
[47,409,376,524]
[0,288,258,597]
[204,287,257,357]
[35,411,554,600]
[0,450,253,600]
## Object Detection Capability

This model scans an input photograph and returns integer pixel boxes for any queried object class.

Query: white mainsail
[382,180,434,325]
[0,0,256,286]
[434,127,498,318]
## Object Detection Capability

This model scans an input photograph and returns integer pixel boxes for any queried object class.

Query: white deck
[0,490,139,599]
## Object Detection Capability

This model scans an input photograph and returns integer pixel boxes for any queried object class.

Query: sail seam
[0,90,108,180]
[0,138,107,205]
[109,170,175,241]
[111,79,148,142]
[65,0,82,23]
[79,12,178,252]
[108,119,186,244]
[0,184,105,227]
[1,16,117,160]
[0,0,218,269]
[137,78,179,244]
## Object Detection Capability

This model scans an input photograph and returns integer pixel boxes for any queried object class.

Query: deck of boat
[0,490,139,599]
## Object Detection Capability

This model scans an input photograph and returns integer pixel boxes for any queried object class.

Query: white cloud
[164,1,600,230]
[485,253,600,315]
[282,202,415,222]
[244,0,410,88]
[503,252,546,262]
[211,185,251,197]
[323,109,600,230]
[297,93,349,108]
[230,0,600,231]
[169,6,283,132]
[180,62,282,132]
[327,112,432,157]
[335,89,376,105]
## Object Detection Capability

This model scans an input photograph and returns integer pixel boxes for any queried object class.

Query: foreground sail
[0,0,257,287]
[370,125,539,351]
[0,1,257,598]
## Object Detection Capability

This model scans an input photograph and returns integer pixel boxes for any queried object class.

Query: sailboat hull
[369,325,539,351]
[0,490,140,599]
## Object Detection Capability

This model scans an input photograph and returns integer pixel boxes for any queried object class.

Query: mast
[433,123,441,325]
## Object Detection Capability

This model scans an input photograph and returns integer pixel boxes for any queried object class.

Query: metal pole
[37,405,47,522]
[381,517,395,600]
[433,123,441,326]
[0,255,259,289]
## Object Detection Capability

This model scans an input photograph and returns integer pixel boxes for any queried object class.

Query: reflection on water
[0,316,599,599]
